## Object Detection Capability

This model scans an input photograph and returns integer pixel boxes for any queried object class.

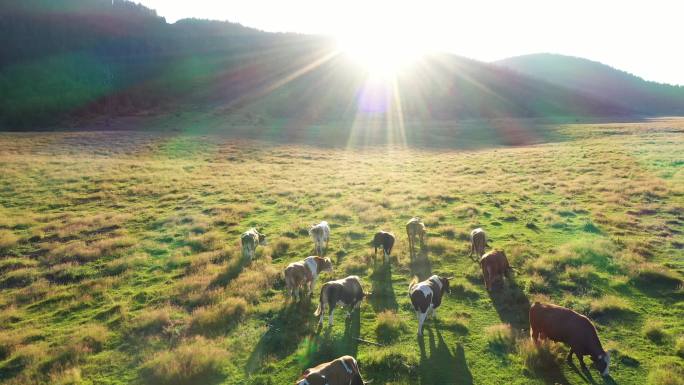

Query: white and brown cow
[240,228,266,261]
[309,221,330,256]
[530,302,611,376]
[284,256,333,300]
[409,275,450,336]
[469,228,487,261]
[479,249,511,291]
[371,231,395,263]
[295,355,365,385]
[314,275,366,326]
[406,217,426,259]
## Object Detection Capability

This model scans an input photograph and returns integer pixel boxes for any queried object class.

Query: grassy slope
[0,119,682,384]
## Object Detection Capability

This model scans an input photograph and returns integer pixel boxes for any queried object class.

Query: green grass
[0,118,683,384]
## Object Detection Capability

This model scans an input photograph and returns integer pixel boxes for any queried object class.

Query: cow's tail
[314,284,328,316]
[408,276,419,293]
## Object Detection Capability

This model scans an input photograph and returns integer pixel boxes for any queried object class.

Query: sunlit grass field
[0,118,682,385]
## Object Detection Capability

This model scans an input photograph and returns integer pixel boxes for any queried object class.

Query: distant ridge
[495,53,684,115]
[2,0,680,129]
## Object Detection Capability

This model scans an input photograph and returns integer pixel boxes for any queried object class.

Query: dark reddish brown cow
[480,249,511,291]
[530,302,610,376]
[372,231,395,263]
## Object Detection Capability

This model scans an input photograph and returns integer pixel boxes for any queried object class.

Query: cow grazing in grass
[284,256,333,300]
[314,275,365,326]
[296,355,365,385]
[241,228,266,261]
[530,302,610,377]
[406,217,426,259]
[479,249,511,291]
[469,228,487,260]
[372,231,395,263]
[309,221,330,256]
[409,275,450,336]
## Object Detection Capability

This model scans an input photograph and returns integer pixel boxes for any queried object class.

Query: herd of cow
[240,218,611,384]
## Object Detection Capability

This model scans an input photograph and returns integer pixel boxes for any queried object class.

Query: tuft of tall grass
[360,346,418,378]
[189,297,247,336]
[128,307,175,336]
[517,339,563,374]
[643,320,667,343]
[427,238,452,256]
[139,337,229,385]
[676,335,684,358]
[0,268,40,289]
[270,238,291,258]
[0,230,20,250]
[647,361,684,385]
[629,263,682,289]
[589,295,633,318]
[485,323,516,353]
[375,311,405,344]
[227,261,278,304]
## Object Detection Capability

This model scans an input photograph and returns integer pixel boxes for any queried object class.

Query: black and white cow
[372,231,395,263]
[314,275,365,326]
[408,275,450,335]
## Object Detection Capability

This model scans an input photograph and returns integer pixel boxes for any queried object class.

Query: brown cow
[469,228,487,261]
[530,302,610,376]
[372,231,395,263]
[480,250,511,291]
[314,276,366,326]
[295,355,365,385]
[406,217,426,259]
[409,275,450,336]
[284,256,333,300]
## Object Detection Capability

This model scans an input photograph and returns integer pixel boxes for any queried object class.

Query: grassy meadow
[0,118,682,385]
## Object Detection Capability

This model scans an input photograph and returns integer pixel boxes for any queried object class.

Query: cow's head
[440,276,451,294]
[257,230,267,245]
[592,351,610,377]
[316,257,333,272]
[296,370,326,385]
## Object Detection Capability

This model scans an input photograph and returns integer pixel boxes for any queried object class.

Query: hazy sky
[137,0,684,85]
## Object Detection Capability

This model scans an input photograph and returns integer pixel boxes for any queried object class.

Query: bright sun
[336,30,427,79]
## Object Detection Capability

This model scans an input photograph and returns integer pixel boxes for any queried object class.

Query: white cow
[309,221,330,256]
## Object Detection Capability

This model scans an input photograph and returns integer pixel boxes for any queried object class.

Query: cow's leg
[530,326,540,343]
[482,264,489,290]
[328,306,335,326]
[409,236,414,260]
[578,355,589,372]
[318,302,326,325]
[417,311,428,336]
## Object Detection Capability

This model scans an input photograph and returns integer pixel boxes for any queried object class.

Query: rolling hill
[495,53,684,115]
[1,0,682,130]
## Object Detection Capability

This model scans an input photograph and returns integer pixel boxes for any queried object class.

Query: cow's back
[481,250,508,271]
[338,276,363,303]
[285,261,308,283]
[530,303,586,342]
